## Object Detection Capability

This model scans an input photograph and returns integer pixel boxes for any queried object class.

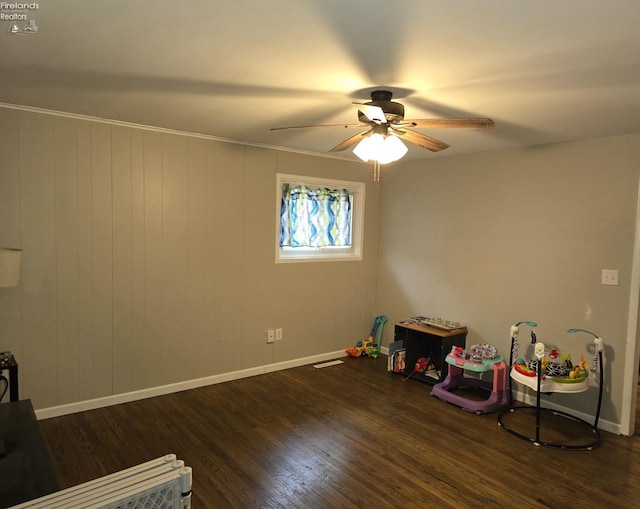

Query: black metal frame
[498,334,603,450]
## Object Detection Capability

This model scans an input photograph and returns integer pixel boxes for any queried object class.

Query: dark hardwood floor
[38,357,640,508]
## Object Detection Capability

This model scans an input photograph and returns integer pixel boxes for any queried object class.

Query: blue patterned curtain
[280,184,352,248]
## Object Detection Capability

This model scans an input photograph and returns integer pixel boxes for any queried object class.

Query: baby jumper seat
[497,321,605,450]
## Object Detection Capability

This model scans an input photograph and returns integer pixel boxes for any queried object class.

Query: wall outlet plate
[601,269,619,286]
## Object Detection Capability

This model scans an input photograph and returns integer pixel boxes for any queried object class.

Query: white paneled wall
[0,108,378,411]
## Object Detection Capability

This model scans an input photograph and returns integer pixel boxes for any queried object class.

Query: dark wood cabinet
[392,322,467,384]
[0,399,59,505]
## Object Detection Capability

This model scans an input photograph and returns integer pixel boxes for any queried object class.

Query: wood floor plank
[38,357,640,508]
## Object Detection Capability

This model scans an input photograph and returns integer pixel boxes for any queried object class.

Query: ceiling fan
[271,90,495,158]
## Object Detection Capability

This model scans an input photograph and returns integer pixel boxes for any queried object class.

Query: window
[276,173,365,263]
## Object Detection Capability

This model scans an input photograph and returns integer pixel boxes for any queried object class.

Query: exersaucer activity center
[431,343,509,414]
[497,321,605,450]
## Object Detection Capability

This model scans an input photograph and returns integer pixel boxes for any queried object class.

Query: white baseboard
[36,349,623,436]
[35,350,348,420]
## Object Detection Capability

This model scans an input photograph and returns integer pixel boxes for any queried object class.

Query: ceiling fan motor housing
[358,90,405,124]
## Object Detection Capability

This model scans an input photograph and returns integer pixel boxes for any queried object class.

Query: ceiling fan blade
[329,130,372,152]
[392,128,450,152]
[352,103,387,124]
[271,123,366,131]
[403,118,495,129]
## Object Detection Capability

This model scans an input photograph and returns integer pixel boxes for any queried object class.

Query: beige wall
[0,108,380,410]
[376,134,640,427]
[3,103,639,430]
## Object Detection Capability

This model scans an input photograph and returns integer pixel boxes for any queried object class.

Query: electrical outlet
[275,328,283,341]
[266,330,275,343]
[601,269,619,286]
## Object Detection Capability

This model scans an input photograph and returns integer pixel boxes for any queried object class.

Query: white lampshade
[353,133,381,162]
[0,248,22,288]
[353,133,408,164]
[379,135,408,164]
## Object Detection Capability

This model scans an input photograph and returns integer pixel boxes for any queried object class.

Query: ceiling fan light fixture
[353,133,408,164]
[272,90,494,160]
[381,134,408,163]
[353,133,381,162]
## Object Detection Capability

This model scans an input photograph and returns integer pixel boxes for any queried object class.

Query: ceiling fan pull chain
[373,161,380,182]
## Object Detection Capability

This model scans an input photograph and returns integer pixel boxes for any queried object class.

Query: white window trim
[275,173,365,263]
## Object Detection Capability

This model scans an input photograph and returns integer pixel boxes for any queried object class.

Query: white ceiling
[1,0,639,161]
